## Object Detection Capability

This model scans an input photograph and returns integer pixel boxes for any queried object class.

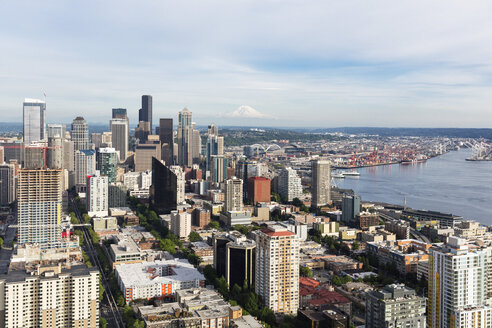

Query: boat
[332,173,345,179]
[341,171,360,177]
[400,155,428,165]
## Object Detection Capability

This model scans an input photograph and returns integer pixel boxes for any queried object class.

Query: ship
[341,171,360,177]
[400,155,428,165]
[332,173,345,179]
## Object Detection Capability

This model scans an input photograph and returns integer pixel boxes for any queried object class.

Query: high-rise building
[63,140,75,172]
[91,133,102,149]
[0,264,99,328]
[366,284,426,328]
[71,117,89,152]
[150,158,179,213]
[0,146,4,164]
[139,95,152,129]
[159,118,174,166]
[255,225,299,314]
[110,118,129,161]
[169,165,185,205]
[213,232,256,289]
[278,167,303,202]
[135,141,161,172]
[74,150,96,192]
[210,155,228,185]
[170,210,191,240]
[342,195,361,225]
[177,108,193,167]
[96,147,118,183]
[47,124,66,139]
[192,127,201,164]
[0,163,15,205]
[224,177,243,212]
[428,237,492,328]
[23,99,46,145]
[17,169,63,249]
[247,176,271,204]
[112,107,127,119]
[135,121,151,143]
[87,174,108,217]
[206,134,224,171]
[108,183,127,208]
[24,144,45,169]
[47,136,64,169]
[311,160,331,208]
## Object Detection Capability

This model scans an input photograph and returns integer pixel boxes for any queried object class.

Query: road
[70,195,125,328]
[0,216,17,274]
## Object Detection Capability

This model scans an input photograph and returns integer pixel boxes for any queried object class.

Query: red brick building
[193,208,211,228]
[247,176,271,204]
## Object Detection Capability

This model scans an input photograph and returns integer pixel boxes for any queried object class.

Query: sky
[2,1,492,128]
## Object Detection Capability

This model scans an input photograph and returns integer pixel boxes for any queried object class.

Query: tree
[271,192,281,203]
[159,239,177,254]
[215,276,229,298]
[208,220,220,230]
[203,265,217,285]
[231,284,242,300]
[352,241,360,250]
[299,266,313,278]
[99,318,108,328]
[0,237,4,249]
[132,320,145,328]
[189,231,201,242]
[116,294,126,307]
[82,213,91,224]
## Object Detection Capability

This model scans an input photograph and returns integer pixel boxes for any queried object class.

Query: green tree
[203,265,217,285]
[352,241,360,250]
[300,266,313,278]
[116,294,126,307]
[230,284,242,300]
[271,192,281,203]
[208,220,220,230]
[132,320,145,328]
[82,213,91,224]
[189,231,201,242]
[215,276,229,299]
[0,237,4,249]
[99,318,108,328]
[159,239,177,254]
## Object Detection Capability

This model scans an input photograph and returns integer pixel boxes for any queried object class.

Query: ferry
[332,173,345,179]
[341,171,360,177]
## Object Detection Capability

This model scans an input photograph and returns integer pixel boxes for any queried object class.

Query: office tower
[87,174,108,217]
[255,225,299,314]
[63,140,75,171]
[139,95,152,129]
[110,118,129,161]
[0,264,99,328]
[210,155,228,185]
[102,132,112,147]
[192,127,201,163]
[311,160,331,208]
[0,163,15,205]
[23,98,46,145]
[428,237,491,328]
[170,210,191,240]
[170,165,185,205]
[47,124,66,139]
[278,167,303,202]
[71,117,89,151]
[159,118,174,165]
[2,142,23,164]
[224,177,243,212]
[96,147,118,183]
[17,169,62,249]
[213,232,256,289]
[135,121,151,143]
[206,134,224,171]
[366,284,426,328]
[208,123,219,136]
[342,195,361,225]
[91,133,102,149]
[135,141,161,172]
[150,158,179,213]
[0,146,3,163]
[24,144,45,169]
[247,176,271,204]
[112,107,127,119]
[47,136,64,169]
[74,150,96,192]
[177,108,195,166]
[108,183,127,208]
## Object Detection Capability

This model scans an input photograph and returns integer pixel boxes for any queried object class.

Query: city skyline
[2,1,492,127]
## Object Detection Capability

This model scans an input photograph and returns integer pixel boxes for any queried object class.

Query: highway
[70,195,125,328]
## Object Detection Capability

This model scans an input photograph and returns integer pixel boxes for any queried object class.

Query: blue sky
[2,1,492,127]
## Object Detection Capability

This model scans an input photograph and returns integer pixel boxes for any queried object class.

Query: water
[335,149,492,225]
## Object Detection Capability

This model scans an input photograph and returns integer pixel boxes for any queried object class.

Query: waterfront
[335,149,492,225]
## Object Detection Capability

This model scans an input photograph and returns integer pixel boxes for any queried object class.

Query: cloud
[226,105,275,119]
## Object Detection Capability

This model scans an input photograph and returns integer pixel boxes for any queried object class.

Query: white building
[87,174,108,217]
[171,210,192,240]
[74,149,96,192]
[278,167,303,202]
[0,264,99,328]
[224,177,243,212]
[115,259,205,303]
[110,118,129,161]
[23,98,46,145]
[169,165,185,204]
[254,225,299,314]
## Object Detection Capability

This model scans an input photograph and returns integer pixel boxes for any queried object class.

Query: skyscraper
[311,160,331,208]
[255,225,299,314]
[135,142,161,172]
[139,95,152,129]
[87,174,108,217]
[112,107,127,119]
[23,99,46,145]
[278,167,303,202]
[71,117,89,151]
[247,176,271,204]
[170,210,191,240]
[150,158,178,213]
[96,147,118,183]
[47,124,66,139]
[342,194,361,225]
[0,163,15,205]
[159,118,174,166]
[110,118,129,161]
[428,237,492,328]
[17,168,63,249]
[177,108,193,167]
[210,155,228,185]
[366,284,426,328]
[224,177,243,212]
[206,133,224,171]
[74,150,96,192]
[47,136,64,169]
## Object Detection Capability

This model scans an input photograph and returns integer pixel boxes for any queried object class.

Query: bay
[335,149,492,225]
